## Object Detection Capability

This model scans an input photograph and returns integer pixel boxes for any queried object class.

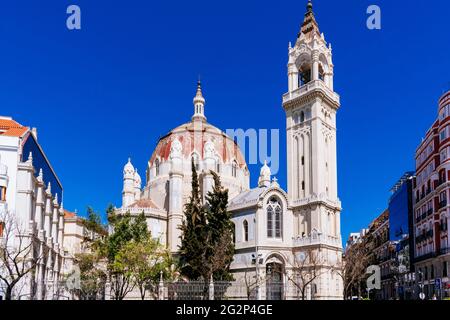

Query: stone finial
[27,152,33,164]
[37,168,43,182]
[271,176,280,188]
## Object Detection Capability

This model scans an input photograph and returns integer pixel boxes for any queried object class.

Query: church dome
[143,81,250,204]
[148,81,247,174]
[149,121,247,169]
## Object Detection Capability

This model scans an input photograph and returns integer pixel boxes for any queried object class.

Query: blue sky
[0,0,449,241]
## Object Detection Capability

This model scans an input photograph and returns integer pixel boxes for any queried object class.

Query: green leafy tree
[83,207,108,238]
[72,252,106,300]
[115,238,174,300]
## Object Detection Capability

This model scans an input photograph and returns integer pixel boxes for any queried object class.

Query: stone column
[35,169,45,232]
[312,50,319,81]
[44,183,53,240]
[52,195,59,243]
[168,138,184,253]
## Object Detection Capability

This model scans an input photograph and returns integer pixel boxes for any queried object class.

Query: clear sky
[1,0,449,241]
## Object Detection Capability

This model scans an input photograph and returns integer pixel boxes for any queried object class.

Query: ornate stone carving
[170,137,182,159]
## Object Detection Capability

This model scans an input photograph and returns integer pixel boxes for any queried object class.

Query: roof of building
[129,198,160,209]
[298,0,321,41]
[148,120,247,170]
[0,117,29,137]
[229,186,267,209]
[64,210,77,219]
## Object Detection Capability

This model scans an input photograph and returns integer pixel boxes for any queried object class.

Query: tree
[178,159,209,281]
[287,250,324,300]
[0,210,42,300]
[114,238,174,300]
[82,207,107,238]
[242,263,265,300]
[343,232,377,299]
[71,252,106,300]
[108,212,150,300]
[205,171,234,281]
[179,162,235,284]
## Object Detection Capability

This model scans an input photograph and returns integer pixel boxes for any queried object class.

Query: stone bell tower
[283,0,343,299]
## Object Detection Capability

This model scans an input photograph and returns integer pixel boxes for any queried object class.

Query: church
[115,1,343,300]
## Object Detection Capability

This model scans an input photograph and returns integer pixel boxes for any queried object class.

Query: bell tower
[283,1,343,299]
[284,0,340,210]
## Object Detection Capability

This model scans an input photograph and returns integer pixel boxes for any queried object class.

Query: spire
[192,78,206,122]
[298,0,320,40]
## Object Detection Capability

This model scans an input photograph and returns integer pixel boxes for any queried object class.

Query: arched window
[192,153,200,171]
[267,197,282,238]
[231,222,236,243]
[232,161,238,177]
[214,156,221,173]
[300,111,305,123]
[155,159,160,176]
[243,220,249,242]
[299,65,311,86]
[318,64,325,81]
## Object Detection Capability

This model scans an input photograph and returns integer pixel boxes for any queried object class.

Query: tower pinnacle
[298,0,320,40]
[192,79,206,122]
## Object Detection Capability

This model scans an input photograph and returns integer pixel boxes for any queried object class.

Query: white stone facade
[0,117,65,300]
[115,1,343,299]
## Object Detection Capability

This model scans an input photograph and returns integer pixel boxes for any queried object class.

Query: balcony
[415,230,433,244]
[292,234,342,248]
[414,251,438,263]
[282,80,340,106]
[427,208,433,216]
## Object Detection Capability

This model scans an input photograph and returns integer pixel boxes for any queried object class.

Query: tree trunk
[139,285,146,300]
[5,286,12,300]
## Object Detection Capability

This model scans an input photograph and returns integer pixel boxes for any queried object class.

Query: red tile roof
[0,118,28,137]
[64,210,76,219]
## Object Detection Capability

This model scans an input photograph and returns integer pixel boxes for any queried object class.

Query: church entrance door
[266,263,283,300]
